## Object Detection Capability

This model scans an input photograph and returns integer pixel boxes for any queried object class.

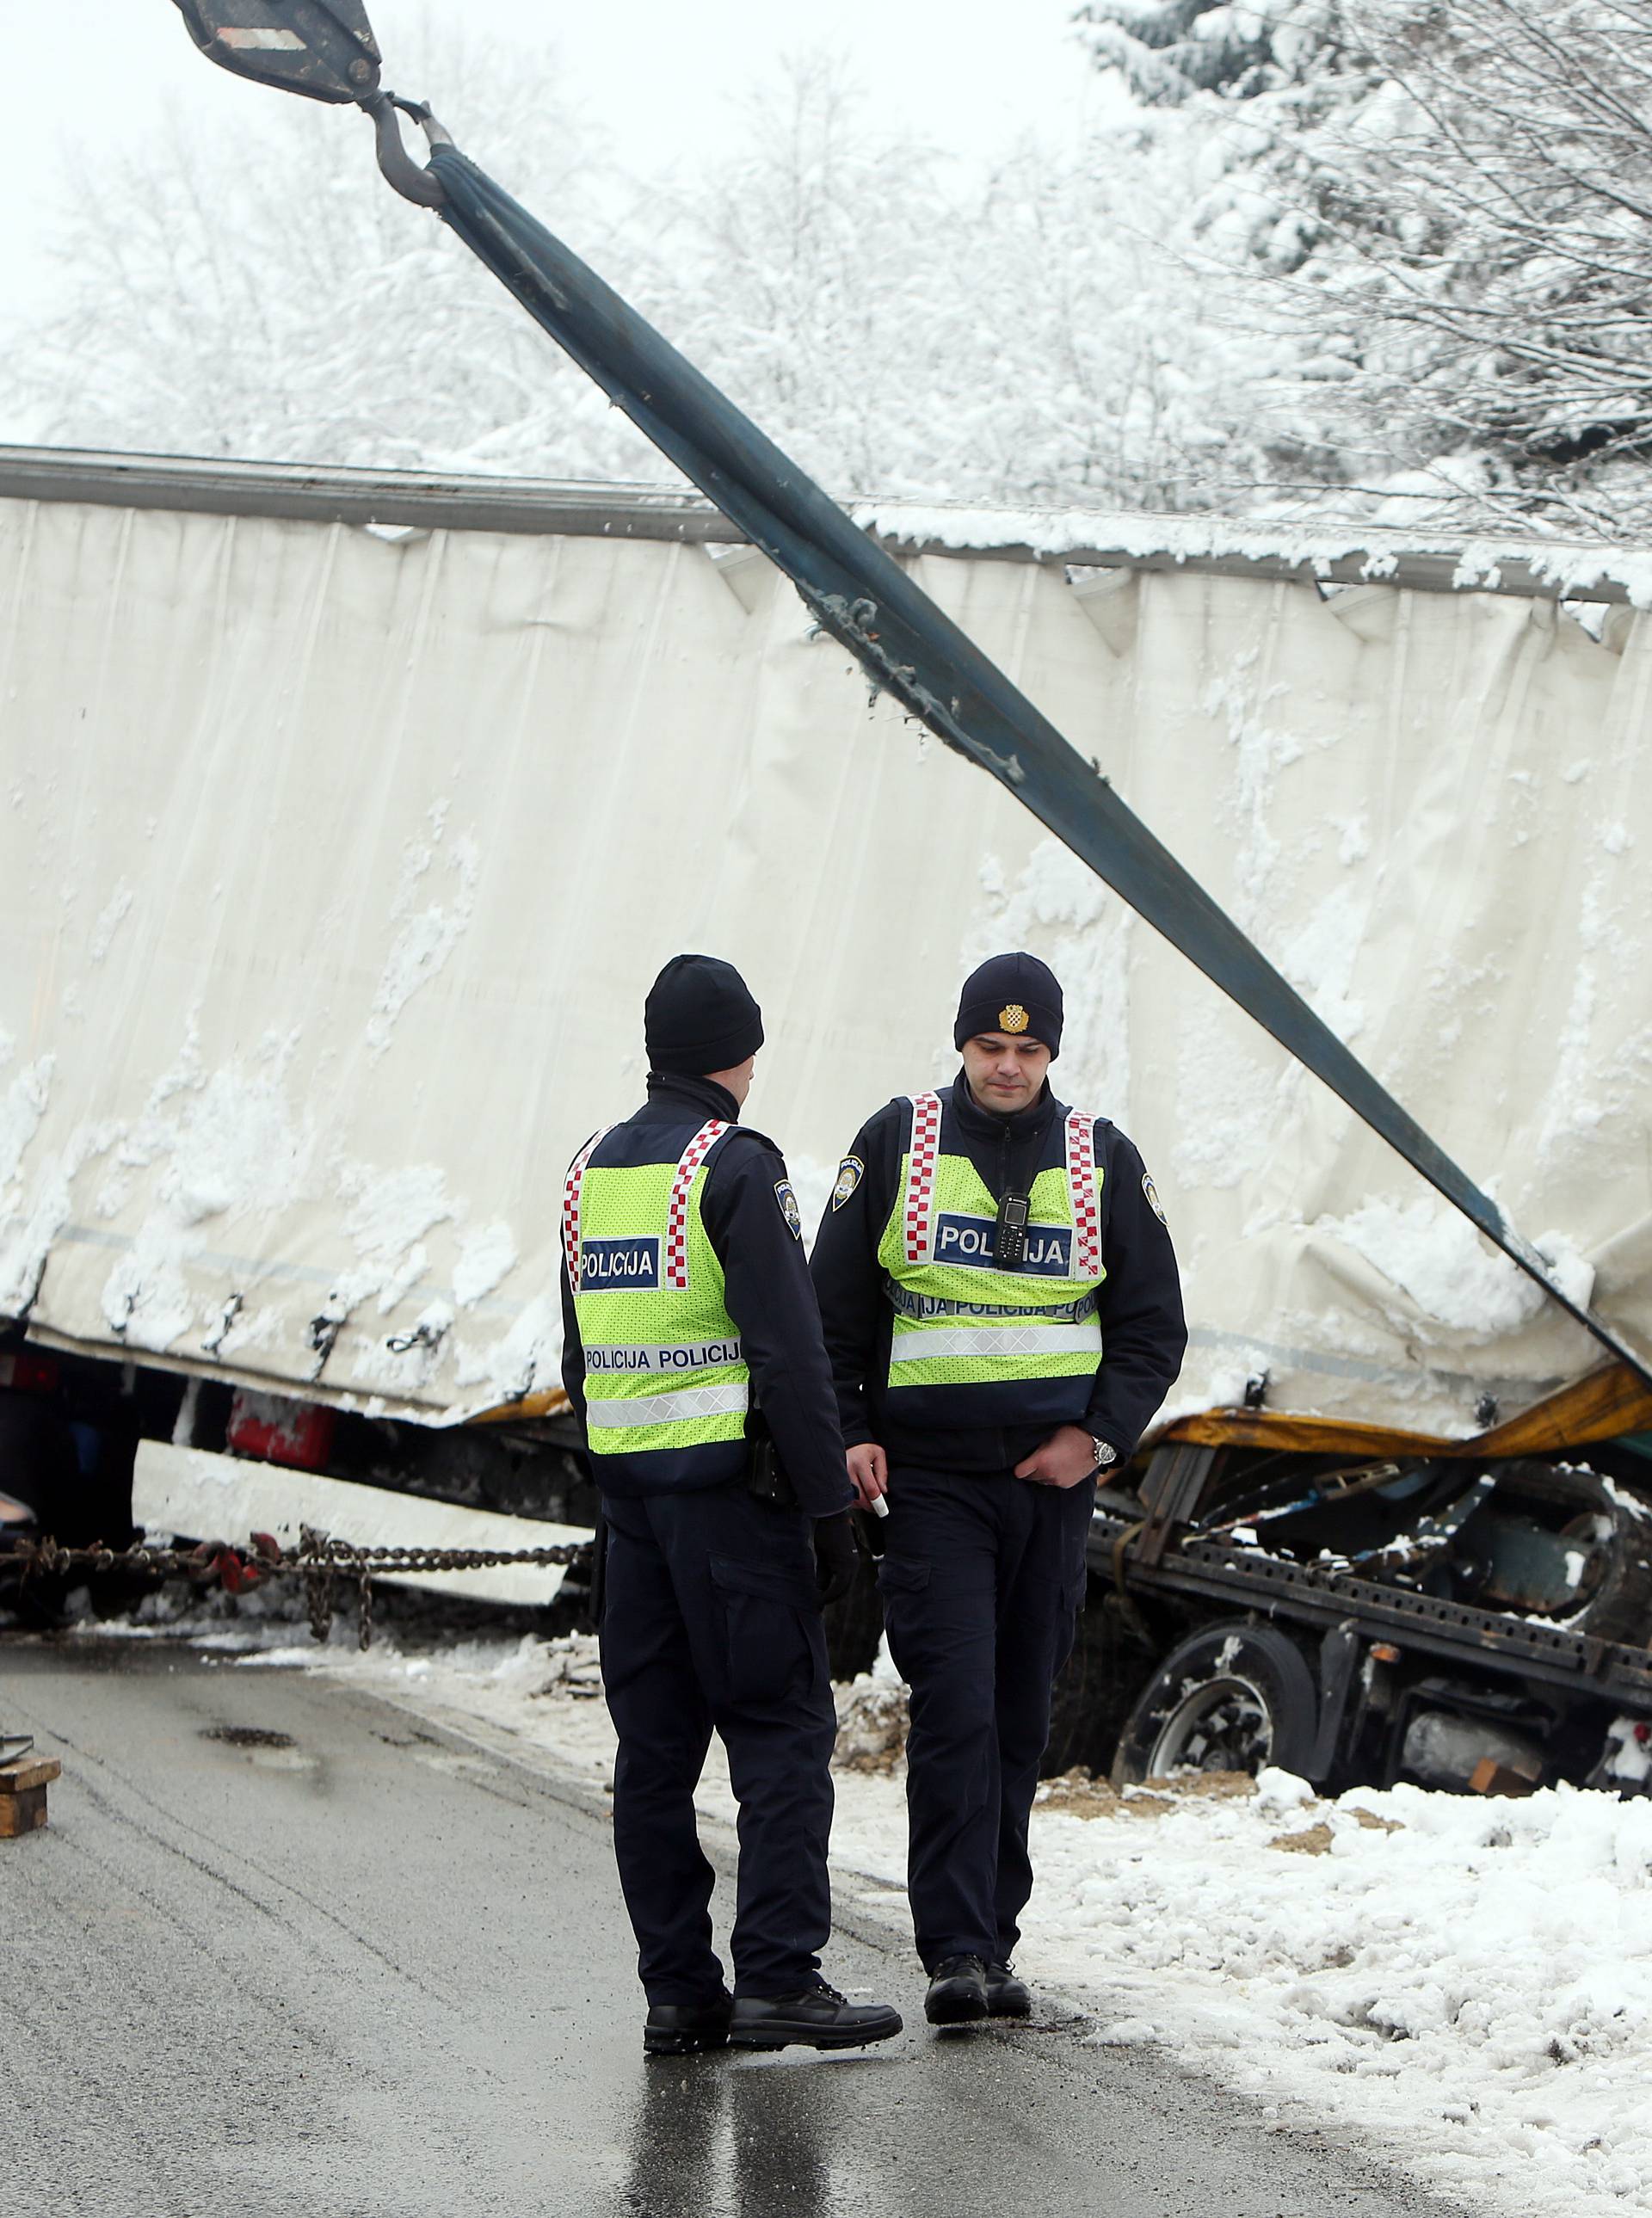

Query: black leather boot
[729,1978,903,2051]
[644,1990,734,2056]
[984,1960,1032,2018]
[924,1953,989,2025]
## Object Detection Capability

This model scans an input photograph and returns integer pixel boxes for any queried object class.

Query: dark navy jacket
[559,1073,854,1518]
[809,1074,1187,1475]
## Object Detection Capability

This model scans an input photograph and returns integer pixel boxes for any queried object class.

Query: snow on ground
[61,1590,1652,2218]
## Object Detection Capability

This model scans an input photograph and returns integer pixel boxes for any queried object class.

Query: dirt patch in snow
[1273,1808,1404,1855]
[1037,1767,1260,1819]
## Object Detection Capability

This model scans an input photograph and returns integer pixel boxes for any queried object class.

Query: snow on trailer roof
[3,443,1649,605]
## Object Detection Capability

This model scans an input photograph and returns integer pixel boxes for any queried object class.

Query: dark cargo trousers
[600,1485,836,2004]
[877,1466,1095,1970]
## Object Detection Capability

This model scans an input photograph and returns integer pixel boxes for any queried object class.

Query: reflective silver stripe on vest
[584,1380,751,1427]
[883,1279,1100,1325]
[888,1320,1103,1365]
[585,1338,743,1376]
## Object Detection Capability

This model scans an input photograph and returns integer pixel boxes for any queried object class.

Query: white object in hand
[868,1493,891,1519]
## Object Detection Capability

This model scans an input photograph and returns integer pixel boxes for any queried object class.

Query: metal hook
[363,91,453,208]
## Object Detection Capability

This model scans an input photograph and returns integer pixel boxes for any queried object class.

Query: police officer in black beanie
[560,953,901,2057]
[811,952,1186,2027]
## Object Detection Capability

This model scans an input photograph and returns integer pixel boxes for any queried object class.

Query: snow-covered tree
[1271,0,1652,533]
[1082,0,1652,535]
[1074,0,1343,105]
[653,56,958,496]
[928,131,1280,510]
[658,59,1248,510]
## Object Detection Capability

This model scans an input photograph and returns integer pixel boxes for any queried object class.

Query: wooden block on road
[0,1753,61,1837]
[0,1786,50,1837]
[0,1754,61,1794]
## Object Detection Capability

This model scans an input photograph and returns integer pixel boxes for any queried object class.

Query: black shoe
[924,1953,989,2025]
[644,1990,733,2057]
[984,1960,1032,2018]
[729,1978,903,2052]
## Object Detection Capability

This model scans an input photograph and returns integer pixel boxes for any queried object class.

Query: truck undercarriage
[8,1335,1652,1805]
[1057,1431,1652,1801]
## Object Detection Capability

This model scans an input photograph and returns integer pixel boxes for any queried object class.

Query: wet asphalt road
[4,1640,1464,2218]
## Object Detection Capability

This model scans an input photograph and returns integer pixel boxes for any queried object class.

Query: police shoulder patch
[1142,1171,1168,1226]
[830,1155,865,1211]
[774,1180,804,1239]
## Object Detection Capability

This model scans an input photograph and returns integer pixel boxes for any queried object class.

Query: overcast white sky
[5,1,1106,342]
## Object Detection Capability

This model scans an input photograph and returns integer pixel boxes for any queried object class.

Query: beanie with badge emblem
[953,952,1063,1058]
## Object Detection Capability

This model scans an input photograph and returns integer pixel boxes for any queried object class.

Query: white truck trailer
[4,443,1652,1789]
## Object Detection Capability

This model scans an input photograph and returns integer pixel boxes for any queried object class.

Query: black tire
[1110,1619,1317,1790]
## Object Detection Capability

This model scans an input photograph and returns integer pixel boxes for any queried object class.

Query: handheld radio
[994,1189,1032,1270]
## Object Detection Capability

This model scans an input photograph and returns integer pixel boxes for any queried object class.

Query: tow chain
[12,1527,592,1651]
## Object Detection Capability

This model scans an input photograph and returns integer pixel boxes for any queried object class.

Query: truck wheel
[1110,1620,1317,1789]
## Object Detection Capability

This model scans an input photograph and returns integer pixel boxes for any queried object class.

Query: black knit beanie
[645,954,764,1075]
[953,952,1063,1058]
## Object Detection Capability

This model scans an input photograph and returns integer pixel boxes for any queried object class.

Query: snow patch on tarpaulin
[340,1159,454,1269]
[0,1153,72,1317]
[451,1291,559,1410]
[1,1025,543,1409]
[88,879,134,964]
[1318,1199,1597,1345]
[85,1030,320,1355]
[367,806,480,1058]
[453,1221,518,1308]
[0,1040,52,1201]
[163,1056,314,1229]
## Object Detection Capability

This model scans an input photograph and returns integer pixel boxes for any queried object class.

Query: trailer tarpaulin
[1,479,1647,1432]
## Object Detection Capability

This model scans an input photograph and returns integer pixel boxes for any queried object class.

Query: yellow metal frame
[467,1365,1652,1464]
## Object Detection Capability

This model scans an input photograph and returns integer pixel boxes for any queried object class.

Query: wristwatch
[1090,1434,1119,1472]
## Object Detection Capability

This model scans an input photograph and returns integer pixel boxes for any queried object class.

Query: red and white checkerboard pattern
[1065,1111,1103,1279]
[665,1118,728,1290]
[903,1091,943,1265]
[561,1124,616,1289]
